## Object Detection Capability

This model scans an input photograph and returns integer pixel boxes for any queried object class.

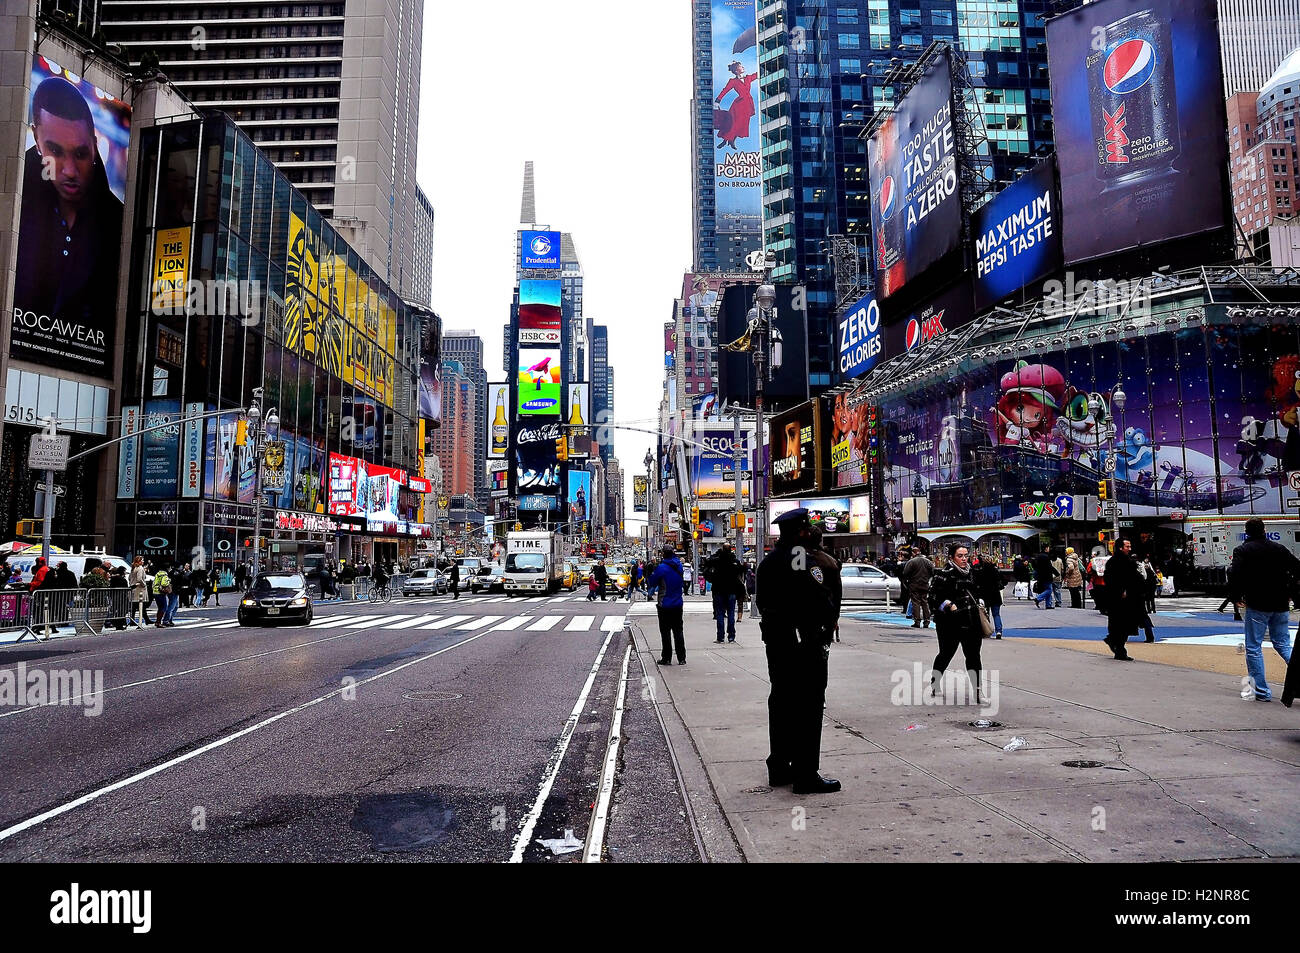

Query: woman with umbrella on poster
[715,60,756,150]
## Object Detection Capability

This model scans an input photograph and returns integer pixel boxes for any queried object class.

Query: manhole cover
[402,690,463,701]
[1061,760,1107,768]
[968,720,1003,728]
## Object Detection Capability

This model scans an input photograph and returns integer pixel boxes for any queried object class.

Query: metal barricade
[12,588,143,642]
[0,591,33,634]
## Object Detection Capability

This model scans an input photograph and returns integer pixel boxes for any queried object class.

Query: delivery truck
[504,530,565,596]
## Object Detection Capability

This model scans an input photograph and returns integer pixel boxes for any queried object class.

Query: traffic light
[556,436,568,461]
[235,419,249,447]
[690,506,700,526]
[1098,479,1108,501]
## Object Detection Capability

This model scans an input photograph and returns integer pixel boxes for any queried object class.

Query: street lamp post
[750,273,776,622]
[245,390,279,581]
[1090,385,1127,550]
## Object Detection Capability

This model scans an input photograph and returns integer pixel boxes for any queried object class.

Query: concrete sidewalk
[628,596,1300,862]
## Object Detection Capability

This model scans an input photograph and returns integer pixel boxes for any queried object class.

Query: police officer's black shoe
[658,657,672,665]
[792,775,841,794]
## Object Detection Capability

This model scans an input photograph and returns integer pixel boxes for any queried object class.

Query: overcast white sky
[417,1,693,533]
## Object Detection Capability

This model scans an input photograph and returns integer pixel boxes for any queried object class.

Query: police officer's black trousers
[765,639,828,780]
[932,618,982,684]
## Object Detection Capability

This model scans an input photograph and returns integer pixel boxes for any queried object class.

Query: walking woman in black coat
[927,543,987,702]
[971,554,1004,639]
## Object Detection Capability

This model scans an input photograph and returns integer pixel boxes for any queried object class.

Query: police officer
[756,508,842,794]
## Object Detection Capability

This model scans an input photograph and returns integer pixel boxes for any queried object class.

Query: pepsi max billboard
[1046,0,1230,265]
[867,51,963,300]
[885,280,973,357]
[837,290,883,381]
[521,230,561,269]
[972,159,1063,311]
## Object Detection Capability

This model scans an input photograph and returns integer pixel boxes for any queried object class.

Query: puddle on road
[350,792,458,852]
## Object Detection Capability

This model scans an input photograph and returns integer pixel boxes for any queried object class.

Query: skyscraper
[442,332,488,511]
[592,324,612,465]
[1218,0,1300,95]
[102,0,428,299]
[430,359,477,500]
[756,0,1053,388]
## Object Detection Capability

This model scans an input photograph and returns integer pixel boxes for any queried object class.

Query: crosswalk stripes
[458,615,505,631]
[526,617,562,631]
[489,616,533,631]
[344,614,409,628]
[424,615,472,630]
[385,614,441,629]
[600,616,626,631]
[564,615,594,631]
[311,614,383,629]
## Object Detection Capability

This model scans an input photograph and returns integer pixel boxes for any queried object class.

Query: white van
[5,550,131,586]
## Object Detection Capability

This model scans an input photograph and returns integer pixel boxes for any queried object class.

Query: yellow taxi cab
[562,561,580,591]
[611,563,633,594]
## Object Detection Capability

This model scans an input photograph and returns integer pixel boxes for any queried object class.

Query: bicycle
[368,583,393,604]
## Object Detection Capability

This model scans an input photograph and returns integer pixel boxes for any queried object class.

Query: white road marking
[457,615,504,631]
[345,614,411,628]
[489,615,533,631]
[384,614,441,629]
[525,617,561,631]
[509,627,617,863]
[600,616,626,631]
[424,615,472,630]
[310,614,383,629]
[565,615,594,631]
[0,632,491,843]
[584,644,631,864]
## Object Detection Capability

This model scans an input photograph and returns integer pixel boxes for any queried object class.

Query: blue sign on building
[521,230,561,270]
[837,290,883,381]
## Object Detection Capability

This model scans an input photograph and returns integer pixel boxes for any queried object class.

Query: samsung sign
[837,291,883,380]
[521,230,561,270]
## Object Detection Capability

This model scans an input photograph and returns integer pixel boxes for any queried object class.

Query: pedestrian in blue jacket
[649,546,686,665]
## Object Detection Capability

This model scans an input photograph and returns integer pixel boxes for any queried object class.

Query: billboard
[768,496,854,534]
[633,475,649,512]
[828,390,874,490]
[973,159,1063,311]
[519,279,562,345]
[689,422,753,504]
[568,470,592,524]
[417,309,442,425]
[521,229,561,269]
[710,0,762,246]
[139,400,181,500]
[837,290,884,381]
[565,382,590,459]
[487,459,508,497]
[327,452,366,516]
[11,55,130,378]
[1046,0,1230,265]
[516,347,562,416]
[769,400,822,497]
[867,51,961,300]
[884,279,974,358]
[717,283,810,411]
[486,382,510,459]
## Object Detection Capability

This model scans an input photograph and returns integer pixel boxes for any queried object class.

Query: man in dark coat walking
[1103,539,1142,660]
[1229,517,1300,702]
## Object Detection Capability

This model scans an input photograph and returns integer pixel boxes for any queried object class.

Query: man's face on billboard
[34,109,95,207]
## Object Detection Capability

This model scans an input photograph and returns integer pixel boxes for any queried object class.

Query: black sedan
[238,573,314,626]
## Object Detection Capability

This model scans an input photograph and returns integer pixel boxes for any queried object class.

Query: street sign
[1101,503,1120,517]
[28,434,71,471]
[1289,472,1300,492]
[721,470,753,482]
[1287,499,1300,509]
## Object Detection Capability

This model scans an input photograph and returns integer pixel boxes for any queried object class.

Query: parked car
[839,564,903,603]
[401,569,449,597]
[471,566,506,594]
[238,572,313,626]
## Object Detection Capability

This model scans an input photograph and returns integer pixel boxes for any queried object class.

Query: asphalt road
[0,588,699,862]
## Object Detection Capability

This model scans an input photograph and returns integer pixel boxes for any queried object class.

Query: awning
[917,523,1040,541]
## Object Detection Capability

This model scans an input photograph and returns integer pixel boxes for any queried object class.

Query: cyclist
[372,562,391,601]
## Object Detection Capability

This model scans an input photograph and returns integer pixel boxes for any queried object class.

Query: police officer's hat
[773,507,810,535]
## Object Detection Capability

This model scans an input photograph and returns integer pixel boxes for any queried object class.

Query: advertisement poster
[972,159,1063,311]
[717,284,809,411]
[487,460,508,497]
[769,401,821,497]
[327,452,367,516]
[711,0,762,246]
[768,497,853,534]
[690,422,753,503]
[867,50,961,300]
[11,55,130,378]
[118,404,140,499]
[181,401,204,498]
[1046,0,1230,265]
[633,475,649,512]
[151,227,192,313]
[828,390,874,490]
[566,382,590,458]
[516,347,562,416]
[519,279,562,345]
[884,279,974,357]
[837,290,884,381]
[417,308,441,425]
[521,229,561,269]
[139,400,181,500]
[568,470,591,524]
[487,382,510,459]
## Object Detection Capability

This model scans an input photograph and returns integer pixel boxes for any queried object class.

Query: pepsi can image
[1086,9,1181,188]
[869,114,906,295]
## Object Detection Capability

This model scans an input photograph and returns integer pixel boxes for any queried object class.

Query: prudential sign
[837,291,883,380]
[521,230,561,270]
